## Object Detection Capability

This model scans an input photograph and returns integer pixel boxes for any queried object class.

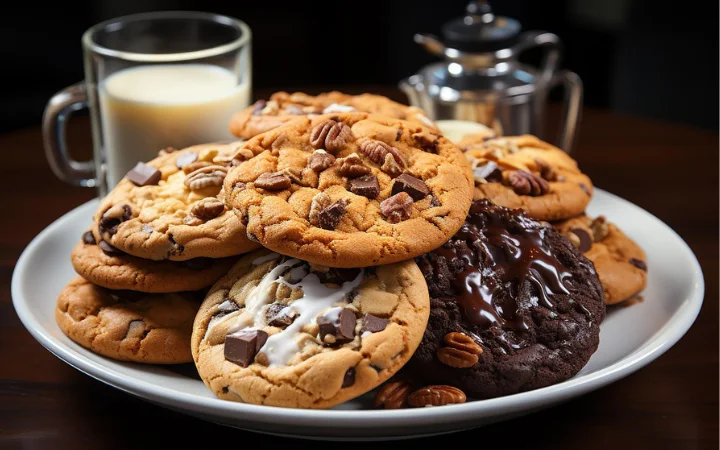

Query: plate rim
[11,189,705,429]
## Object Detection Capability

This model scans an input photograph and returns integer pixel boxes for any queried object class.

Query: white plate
[12,189,704,439]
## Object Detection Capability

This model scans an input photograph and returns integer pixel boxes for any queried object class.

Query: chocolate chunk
[474,161,502,182]
[318,200,348,230]
[430,196,442,207]
[629,258,647,271]
[570,228,593,253]
[126,162,161,186]
[348,174,380,199]
[224,329,269,367]
[182,257,213,270]
[342,367,356,387]
[391,174,430,201]
[98,240,123,256]
[99,204,133,236]
[314,268,361,285]
[361,314,389,334]
[214,299,240,318]
[317,308,356,345]
[266,303,297,328]
[395,129,402,141]
[175,151,198,169]
[82,231,96,245]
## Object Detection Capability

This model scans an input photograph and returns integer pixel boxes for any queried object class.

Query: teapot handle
[512,31,562,87]
[550,70,583,152]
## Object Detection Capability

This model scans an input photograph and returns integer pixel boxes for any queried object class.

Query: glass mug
[43,11,252,196]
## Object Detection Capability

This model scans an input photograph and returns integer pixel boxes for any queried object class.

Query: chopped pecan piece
[254,172,291,191]
[338,153,371,178]
[309,119,353,153]
[505,170,549,196]
[380,192,413,223]
[308,149,336,172]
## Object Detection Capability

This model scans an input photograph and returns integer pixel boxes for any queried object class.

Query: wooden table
[1,105,717,449]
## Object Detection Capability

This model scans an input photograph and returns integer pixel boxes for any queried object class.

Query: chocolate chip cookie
[554,215,647,304]
[465,135,593,221]
[56,276,201,364]
[224,112,474,268]
[92,143,260,261]
[406,199,605,399]
[191,249,430,409]
[229,91,437,139]
[71,231,236,293]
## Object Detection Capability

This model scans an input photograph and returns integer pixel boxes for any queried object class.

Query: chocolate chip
[224,329,268,367]
[348,174,380,199]
[182,257,213,270]
[430,196,441,207]
[98,240,123,256]
[395,129,402,141]
[314,268,361,285]
[317,308,356,345]
[82,231,96,245]
[342,367,356,387]
[391,174,430,201]
[175,151,198,169]
[570,228,593,253]
[99,204,133,236]
[629,258,647,271]
[126,162,161,186]
[266,303,297,329]
[318,199,348,230]
[361,314,389,334]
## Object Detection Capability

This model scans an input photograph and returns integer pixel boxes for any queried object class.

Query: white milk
[99,64,250,187]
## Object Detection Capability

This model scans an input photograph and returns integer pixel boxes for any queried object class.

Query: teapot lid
[441,1,521,53]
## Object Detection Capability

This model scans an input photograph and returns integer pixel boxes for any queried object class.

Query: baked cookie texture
[229,91,437,140]
[406,199,605,399]
[465,135,593,221]
[56,276,200,364]
[71,233,236,293]
[554,215,647,304]
[454,127,498,148]
[92,143,260,261]
[224,112,474,268]
[191,249,430,409]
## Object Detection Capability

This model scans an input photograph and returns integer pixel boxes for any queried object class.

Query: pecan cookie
[466,135,593,221]
[92,143,260,261]
[191,249,429,409]
[71,231,236,293]
[436,120,498,145]
[55,276,201,364]
[224,112,473,268]
[554,215,647,304]
[406,199,605,399]
[229,91,437,139]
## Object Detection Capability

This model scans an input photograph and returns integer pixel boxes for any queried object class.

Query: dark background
[0,0,717,132]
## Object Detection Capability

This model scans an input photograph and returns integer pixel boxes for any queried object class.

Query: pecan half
[308,149,336,172]
[380,192,413,223]
[505,170,549,196]
[407,385,466,407]
[590,216,609,242]
[254,172,291,191]
[188,198,225,222]
[184,165,228,191]
[359,139,405,169]
[373,381,412,409]
[309,119,353,153]
[437,332,483,368]
[182,160,213,174]
[338,153,371,178]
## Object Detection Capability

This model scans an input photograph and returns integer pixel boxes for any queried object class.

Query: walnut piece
[309,119,353,153]
[407,385,466,407]
[505,170,549,196]
[380,192,413,223]
[373,381,412,409]
[254,172,291,191]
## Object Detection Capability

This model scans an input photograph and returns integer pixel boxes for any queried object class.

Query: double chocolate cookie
[56,276,201,364]
[406,199,605,399]
[554,215,647,304]
[465,135,593,221]
[71,231,236,293]
[191,249,429,409]
[92,143,260,261]
[229,91,436,139]
[224,112,474,268]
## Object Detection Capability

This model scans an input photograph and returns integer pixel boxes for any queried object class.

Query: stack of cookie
[55,90,643,410]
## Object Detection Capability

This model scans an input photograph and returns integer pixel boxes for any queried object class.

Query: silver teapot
[400,1,582,151]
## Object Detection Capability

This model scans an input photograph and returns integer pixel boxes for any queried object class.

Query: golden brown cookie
[436,120,498,146]
[223,112,473,268]
[55,276,200,364]
[465,135,593,221]
[191,249,430,409]
[71,231,236,293]
[229,91,436,139]
[92,143,260,261]
[554,215,648,304]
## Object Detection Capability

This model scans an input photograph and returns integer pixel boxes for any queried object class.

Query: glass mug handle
[550,70,583,153]
[42,82,97,187]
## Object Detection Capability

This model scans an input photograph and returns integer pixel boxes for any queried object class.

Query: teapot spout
[398,75,426,111]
